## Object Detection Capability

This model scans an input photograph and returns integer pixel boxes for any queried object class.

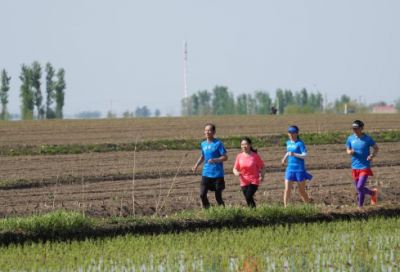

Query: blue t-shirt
[201,138,227,178]
[286,139,307,172]
[346,133,376,169]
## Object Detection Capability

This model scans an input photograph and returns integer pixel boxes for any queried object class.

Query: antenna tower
[183,41,188,99]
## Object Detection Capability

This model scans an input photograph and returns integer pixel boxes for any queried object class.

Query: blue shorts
[285,171,313,182]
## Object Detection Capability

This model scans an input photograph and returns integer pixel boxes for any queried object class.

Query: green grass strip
[0,211,94,243]
[175,204,320,221]
[1,130,399,156]
[1,205,318,245]
[4,204,400,246]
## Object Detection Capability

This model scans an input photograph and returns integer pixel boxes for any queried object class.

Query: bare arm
[259,167,266,181]
[192,155,205,172]
[281,152,288,164]
[367,144,379,161]
[233,167,240,177]
[347,147,355,155]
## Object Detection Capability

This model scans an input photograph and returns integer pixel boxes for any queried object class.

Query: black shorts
[201,176,225,192]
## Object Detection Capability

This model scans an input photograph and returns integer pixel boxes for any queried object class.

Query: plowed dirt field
[1,114,398,146]
[1,141,399,218]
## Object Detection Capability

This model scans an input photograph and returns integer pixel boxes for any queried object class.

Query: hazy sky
[2,1,399,117]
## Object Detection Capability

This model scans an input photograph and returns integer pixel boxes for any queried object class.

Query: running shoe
[371,189,378,205]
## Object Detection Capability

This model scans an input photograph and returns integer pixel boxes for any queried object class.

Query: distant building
[372,106,396,114]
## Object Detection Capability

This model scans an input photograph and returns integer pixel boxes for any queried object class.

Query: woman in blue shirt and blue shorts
[281,126,312,207]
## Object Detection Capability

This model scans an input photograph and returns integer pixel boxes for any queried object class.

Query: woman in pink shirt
[233,137,266,208]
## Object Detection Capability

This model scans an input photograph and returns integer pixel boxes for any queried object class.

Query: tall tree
[0,69,11,120]
[197,90,211,116]
[299,88,308,107]
[211,86,235,115]
[283,89,294,107]
[246,94,256,115]
[45,63,56,119]
[236,94,248,115]
[307,91,324,112]
[31,61,44,119]
[181,94,199,116]
[315,92,324,112]
[340,94,351,103]
[19,64,34,120]
[54,68,66,119]
[275,88,284,114]
[191,93,199,116]
[254,91,271,115]
[333,94,351,111]
[309,93,317,109]
[294,91,302,106]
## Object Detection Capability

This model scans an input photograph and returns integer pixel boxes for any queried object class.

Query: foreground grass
[2,204,400,246]
[0,205,320,244]
[0,211,93,239]
[1,129,399,156]
[1,213,400,271]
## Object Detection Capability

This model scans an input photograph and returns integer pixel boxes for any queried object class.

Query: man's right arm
[192,155,205,172]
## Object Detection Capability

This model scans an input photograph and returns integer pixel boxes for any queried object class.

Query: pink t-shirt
[234,152,265,186]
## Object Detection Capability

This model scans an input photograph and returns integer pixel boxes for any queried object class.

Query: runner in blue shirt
[192,124,228,208]
[281,125,312,207]
[346,120,379,210]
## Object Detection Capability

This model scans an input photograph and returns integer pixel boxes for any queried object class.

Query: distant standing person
[281,126,312,207]
[346,120,379,210]
[270,106,277,115]
[233,137,266,208]
[192,124,228,208]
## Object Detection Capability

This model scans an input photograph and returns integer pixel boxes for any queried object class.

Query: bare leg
[284,180,293,207]
[298,180,309,204]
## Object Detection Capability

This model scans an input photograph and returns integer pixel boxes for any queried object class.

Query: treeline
[182,85,400,116]
[181,86,324,116]
[107,106,161,119]
[0,62,66,120]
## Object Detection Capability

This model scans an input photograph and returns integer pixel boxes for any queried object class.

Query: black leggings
[241,184,258,208]
[200,185,224,208]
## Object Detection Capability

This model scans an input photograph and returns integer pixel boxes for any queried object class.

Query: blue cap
[288,126,298,133]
